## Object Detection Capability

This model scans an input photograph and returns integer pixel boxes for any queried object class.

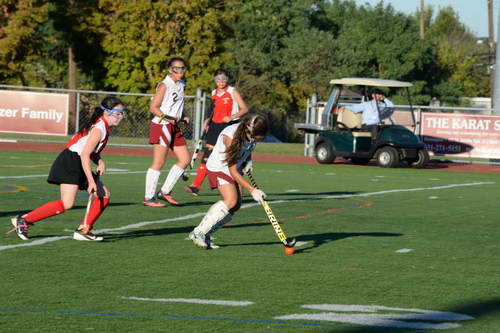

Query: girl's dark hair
[78,96,124,134]
[214,68,229,77]
[168,56,185,67]
[225,114,268,167]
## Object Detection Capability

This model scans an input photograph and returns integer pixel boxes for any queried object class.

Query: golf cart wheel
[410,149,430,168]
[351,158,370,165]
[376,146,400,168]
[315,142,335,164]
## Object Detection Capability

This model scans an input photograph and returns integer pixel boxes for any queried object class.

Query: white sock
[145,168,161,200]
[160,164,185,194]
[195,201,230,235]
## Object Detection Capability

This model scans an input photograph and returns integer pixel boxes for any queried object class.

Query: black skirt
[47,149,94,190]
[206,120,239,146]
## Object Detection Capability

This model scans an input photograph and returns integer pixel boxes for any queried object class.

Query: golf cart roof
[330,77,412,88]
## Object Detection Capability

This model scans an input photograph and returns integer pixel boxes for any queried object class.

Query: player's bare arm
[149,83,167,118]
[80,127,104,194]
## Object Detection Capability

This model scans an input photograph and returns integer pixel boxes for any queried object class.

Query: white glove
[242,161,253,174]
[251,188,266,205]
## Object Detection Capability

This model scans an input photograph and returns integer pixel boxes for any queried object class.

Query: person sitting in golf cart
[340,89,394,140]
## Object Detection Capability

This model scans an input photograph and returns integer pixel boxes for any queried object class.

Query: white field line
[0,170,145,179]
[121,296,254,307]
[0,181,494,252]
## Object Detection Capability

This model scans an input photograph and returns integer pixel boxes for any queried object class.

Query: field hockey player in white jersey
[8,96,126,242]
[144,56,190,207]
[189,114,268,249]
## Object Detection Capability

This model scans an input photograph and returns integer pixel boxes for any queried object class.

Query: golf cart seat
[336,108,371,137]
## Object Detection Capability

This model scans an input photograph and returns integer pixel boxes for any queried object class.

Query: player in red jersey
[8,96,126,242]
[185,69,248,196]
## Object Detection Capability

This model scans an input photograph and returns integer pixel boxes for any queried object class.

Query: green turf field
[1,150,499,332]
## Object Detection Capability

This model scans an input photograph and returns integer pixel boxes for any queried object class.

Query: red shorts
[207,170,235,190]
[149,122,186,148]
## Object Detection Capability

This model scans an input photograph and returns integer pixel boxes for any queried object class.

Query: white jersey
[66,117,109,155]
[206,123,239,174]
[152,75,185,124]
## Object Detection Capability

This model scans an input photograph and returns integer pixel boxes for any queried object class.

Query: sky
[353,0,500,38]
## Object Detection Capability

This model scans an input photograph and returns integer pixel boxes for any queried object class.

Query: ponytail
[225,114,268,166]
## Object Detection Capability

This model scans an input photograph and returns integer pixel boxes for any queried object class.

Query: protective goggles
[170,66,186,74]
[214,74,228,83]
[101,106,126,118]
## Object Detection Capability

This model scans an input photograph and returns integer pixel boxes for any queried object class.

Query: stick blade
[285,238,297,248]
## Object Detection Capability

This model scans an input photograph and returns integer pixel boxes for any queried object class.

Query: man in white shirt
[341,89,394,140]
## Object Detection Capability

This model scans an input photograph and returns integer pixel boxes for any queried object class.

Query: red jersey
[211,86,239,123]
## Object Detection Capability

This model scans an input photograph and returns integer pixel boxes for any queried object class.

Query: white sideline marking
[428,196,438,200]
[0,236,70,251]
[275,304,473,330]
[286,189,299,193]
[370,179,379,182]
[396,248,413,253]
[106,168,130,172]
[122,296,254,307]
[324,173,336,176]
[0,139,18,143]
[0,171,145,179]
[0,181,494,252]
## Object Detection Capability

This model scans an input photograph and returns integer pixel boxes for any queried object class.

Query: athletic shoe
[206,237,220,250]
[184,185,199,196]
[157,191,182,206]
[189,231,208,249]
[73,228,103,242]
[10,215,32,241]
[143,198,166,207]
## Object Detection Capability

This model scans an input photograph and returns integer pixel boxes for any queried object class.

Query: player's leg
[186,146,213,195]
[9,184,75,240]
[190,181,237,249]
[73,184,110,242]
[158,143,190,206]
[144,144,168,207]
[145,122,169,207]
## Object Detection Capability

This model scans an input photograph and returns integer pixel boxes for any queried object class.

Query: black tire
[351,157,370,165]
[376,146,400,168]
[315,142,335,164]
[410,149,430,168]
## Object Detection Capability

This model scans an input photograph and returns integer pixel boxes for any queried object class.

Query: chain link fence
[0,85,208,147]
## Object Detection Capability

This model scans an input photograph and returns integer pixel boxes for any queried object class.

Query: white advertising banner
[421,113,500,158]
[0,90,69,136]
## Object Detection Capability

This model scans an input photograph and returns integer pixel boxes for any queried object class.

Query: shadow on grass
[322,298,500,333]
[293,231,402,254]
[102,225,194,241]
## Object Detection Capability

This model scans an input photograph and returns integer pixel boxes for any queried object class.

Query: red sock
[81,197,110,231]
[23,200,65,223]
[192,163,207,189]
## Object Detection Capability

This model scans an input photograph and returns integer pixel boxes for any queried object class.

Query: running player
[8,96,126,241]
[185,69,248,196]
[143,56,190,207]
[189,114,268,249]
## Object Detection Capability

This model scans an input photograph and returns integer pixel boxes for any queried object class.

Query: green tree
[93,0,231,93]
[426,6,489,101]
[0,0,49,84]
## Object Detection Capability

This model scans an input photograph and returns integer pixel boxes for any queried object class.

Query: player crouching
[7,97,126,242]
[189,114,268,249]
